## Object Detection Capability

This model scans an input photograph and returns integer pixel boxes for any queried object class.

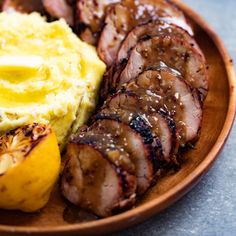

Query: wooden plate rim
[0,0,235,235]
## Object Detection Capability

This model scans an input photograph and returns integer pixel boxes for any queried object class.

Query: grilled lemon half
[0,123,60,212]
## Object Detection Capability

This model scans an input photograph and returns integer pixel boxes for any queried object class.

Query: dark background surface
[113,1,236,235]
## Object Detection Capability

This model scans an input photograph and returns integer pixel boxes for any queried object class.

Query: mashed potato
[0,12,106,148]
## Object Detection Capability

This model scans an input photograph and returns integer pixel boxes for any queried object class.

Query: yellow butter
[0,55,43,71]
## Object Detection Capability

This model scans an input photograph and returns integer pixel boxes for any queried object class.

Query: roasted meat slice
[124,68,202,146]
[119,35,208,101]
[42,0,74,26]
[101,21,203,100]
[95,92,177,166]
[75,0,120,45]
[117,21,202,65]
[62,132,137,217]
[89,119,155,194]
[1,0,44,13]
[98,0,192,66]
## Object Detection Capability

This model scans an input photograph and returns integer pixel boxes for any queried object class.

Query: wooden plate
[0,1,235,235]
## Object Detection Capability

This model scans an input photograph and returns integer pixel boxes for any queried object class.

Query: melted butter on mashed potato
[0,12,106,148]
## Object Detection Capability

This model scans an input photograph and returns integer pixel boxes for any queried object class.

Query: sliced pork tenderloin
[62,143,134,217]
[95,91,177,166]
[124,68,202,146]
[117,20,202,65]
[89,119,155,194]
[61,131,137,217]
[119,35,208,101]
[100,22,202,100]
[98,0,193,66]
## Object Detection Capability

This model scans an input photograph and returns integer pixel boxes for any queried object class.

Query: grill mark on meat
[129,115,153,144]
[89,119,155,194]
[96,91,176,166]
[123,68,202,145]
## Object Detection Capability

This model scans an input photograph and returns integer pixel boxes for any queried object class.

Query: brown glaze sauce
[119,35,207,99]
[78,131,135,175]
[117,20,201,64]
[99,93,166,146]
[98,0,190,65]
[126,69,188,145]
[64,143,118,216]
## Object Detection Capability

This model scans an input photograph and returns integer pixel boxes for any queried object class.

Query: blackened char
[124,68,202,146]
[90,119,155,194]
[95,91,177,166]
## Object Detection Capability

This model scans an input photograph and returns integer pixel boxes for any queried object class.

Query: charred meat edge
[95,91,177,167]
[123,68,202,146]
[89,118,155,194]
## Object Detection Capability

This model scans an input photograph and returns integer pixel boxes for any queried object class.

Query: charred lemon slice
[0,123,60,212]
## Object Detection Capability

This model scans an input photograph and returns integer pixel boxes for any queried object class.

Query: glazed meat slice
[42,0,74,26]
[119,35,208,101]
[124,68,202,146]
[89,119,156,194]
[117,21,202,65]
[95,92,178,166]
[62,132,137,217]
[98,0,193,66]
[76,0,120,45]
[78,131,137,193]
[1,0,44,13]
[101,21,203,100]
